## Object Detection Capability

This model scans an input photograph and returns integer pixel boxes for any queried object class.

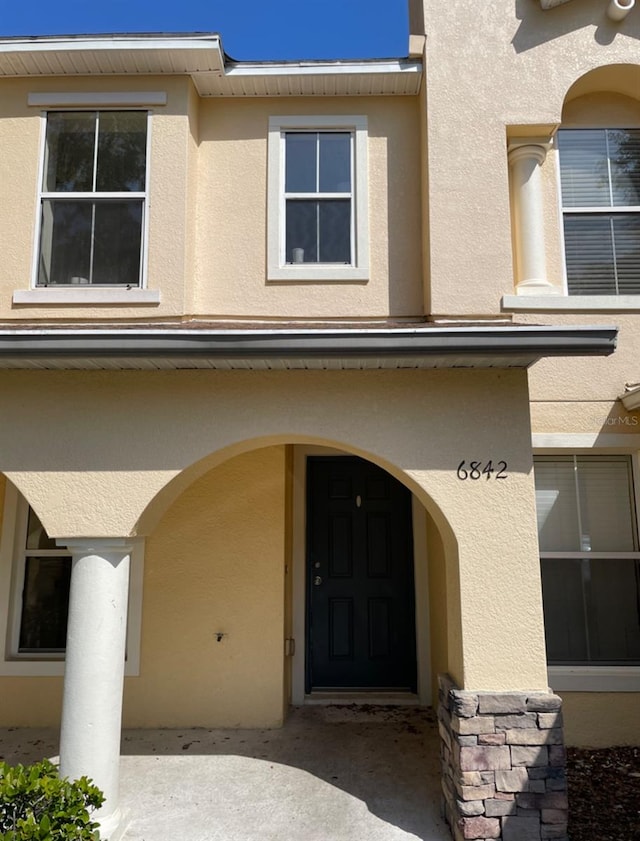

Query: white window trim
[556,127,640,298]
[0,482,144,676]
[267,115,369,282]
[534,446,640,692]
[29,107,153,294]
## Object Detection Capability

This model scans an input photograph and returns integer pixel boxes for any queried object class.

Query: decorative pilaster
[58,539,133,841]
[508,139,559,296]
[438,674,568,841]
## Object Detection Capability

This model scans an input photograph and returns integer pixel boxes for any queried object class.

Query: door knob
[314,576,323,586]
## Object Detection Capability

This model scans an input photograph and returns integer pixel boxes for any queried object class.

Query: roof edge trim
[0,325,617,361]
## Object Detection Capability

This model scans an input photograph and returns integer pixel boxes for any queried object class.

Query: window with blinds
[534,455,640,665]
[557,129,640,295]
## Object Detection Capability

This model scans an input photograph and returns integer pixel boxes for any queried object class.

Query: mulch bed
[567,746,640,841]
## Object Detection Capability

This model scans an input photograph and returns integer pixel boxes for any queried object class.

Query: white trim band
[549,665,640,692]
[532,433,640,448]
[13,289,161,305]
[503,294,640,311]
[28,91,167,107]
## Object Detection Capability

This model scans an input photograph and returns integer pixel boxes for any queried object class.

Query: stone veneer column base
[438,674,568,841]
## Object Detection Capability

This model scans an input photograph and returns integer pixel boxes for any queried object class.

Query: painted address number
[457,460,508,480]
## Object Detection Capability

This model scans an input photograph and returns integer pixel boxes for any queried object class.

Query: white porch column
[58,539,132,841]
[508,139,558,295]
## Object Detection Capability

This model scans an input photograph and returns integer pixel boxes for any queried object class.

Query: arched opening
[556,64,640,297]
[564,63,640,110]
[123,438,458,728]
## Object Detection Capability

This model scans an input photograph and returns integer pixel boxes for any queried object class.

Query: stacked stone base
[438,674,568,841]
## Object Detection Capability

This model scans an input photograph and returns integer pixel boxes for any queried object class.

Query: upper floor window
[267,116,369,282]
[534,455,640,666]
[37,110,148,287]
[558,128,640,295]
[284,131,352,265]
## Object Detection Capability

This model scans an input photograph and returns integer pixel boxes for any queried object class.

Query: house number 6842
[457,460,508,480]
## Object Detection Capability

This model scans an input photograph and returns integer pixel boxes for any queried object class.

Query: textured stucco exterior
[0,79,423,322]
[0,448,287,728]
[415,0,640,315]
[194,96,423,319]
[560,692,640,747]
[1,10,639,834]
[0,367,548,694]
[408,0,640,755]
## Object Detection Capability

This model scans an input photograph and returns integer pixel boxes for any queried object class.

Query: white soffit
[198,60,422,97]
[0,35,422,97]
[0,35,225,78]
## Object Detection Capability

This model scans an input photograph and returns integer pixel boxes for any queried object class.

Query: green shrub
[0,758,104,840]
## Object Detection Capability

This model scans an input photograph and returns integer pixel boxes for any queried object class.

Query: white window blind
[534,455,640,665]
[558,129,640,295]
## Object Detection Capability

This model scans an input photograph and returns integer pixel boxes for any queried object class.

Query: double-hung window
[14,504,71,656]
[0,485,143,675]
[37,110,148,287]
[268,116,369,282]
[534,455,640,670]
[557,128,640,295]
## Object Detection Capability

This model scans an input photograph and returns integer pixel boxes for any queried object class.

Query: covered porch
[0,321,617,840]
[0,705,448,841]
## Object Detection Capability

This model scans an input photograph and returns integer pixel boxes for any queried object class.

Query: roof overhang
[0,325,617,371]
[0,34,423,97]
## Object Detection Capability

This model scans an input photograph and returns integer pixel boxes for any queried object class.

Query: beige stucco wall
[194,95,423,319]
[426,508,449,707]
[0,75,196,322]
[0,366,548,692]
[560,693,640,747]
[0,447,286,728]
[518,86,640,416]
[123,445,286,728]
[522,316,640,407]
[413,0,640,315]
[0,79,423,323]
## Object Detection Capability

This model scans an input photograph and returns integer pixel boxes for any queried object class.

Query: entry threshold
[304,691,421,706]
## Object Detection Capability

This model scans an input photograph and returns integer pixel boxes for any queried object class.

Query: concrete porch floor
[0,705,450,841]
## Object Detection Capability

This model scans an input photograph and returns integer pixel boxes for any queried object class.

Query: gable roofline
[0,33,423,96]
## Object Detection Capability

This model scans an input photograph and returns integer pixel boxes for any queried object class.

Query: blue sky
[0,0,409,61]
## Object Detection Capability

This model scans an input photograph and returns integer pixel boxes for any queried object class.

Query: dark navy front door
[306,457,417,691]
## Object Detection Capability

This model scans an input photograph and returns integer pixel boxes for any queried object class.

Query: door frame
[291,445,432,705]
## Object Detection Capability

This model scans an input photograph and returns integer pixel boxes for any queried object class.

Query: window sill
[267,266,369,283]
[13,288,161,306]
[548,665,640,692]
[0,659,139,677]
[502,294,640,312]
